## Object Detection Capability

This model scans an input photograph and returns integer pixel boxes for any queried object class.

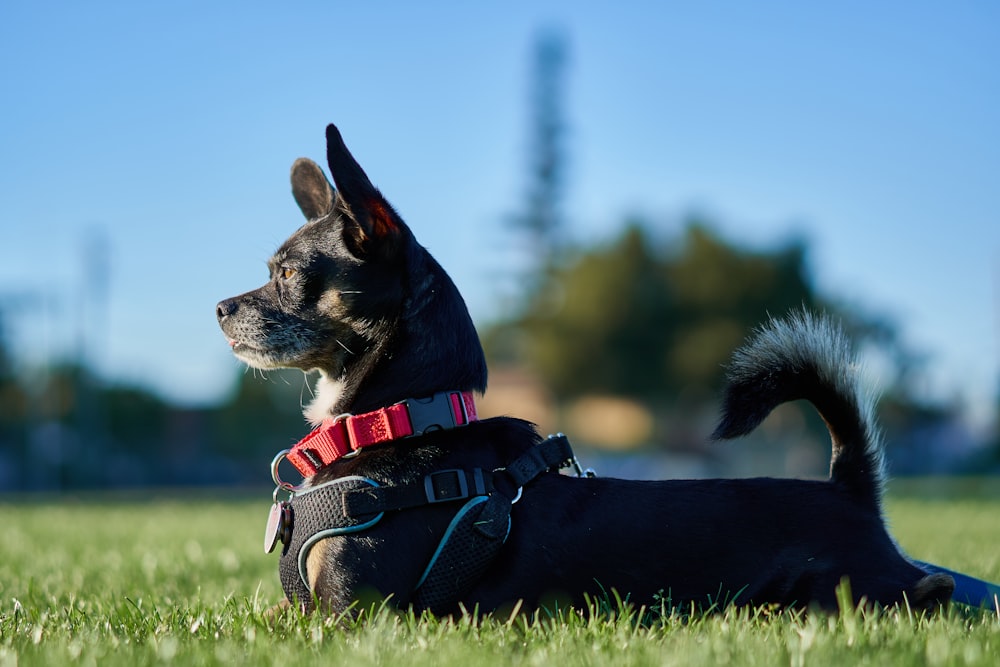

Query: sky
[1,2,998,430]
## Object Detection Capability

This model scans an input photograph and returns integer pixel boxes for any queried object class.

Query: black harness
[275,434,583,614]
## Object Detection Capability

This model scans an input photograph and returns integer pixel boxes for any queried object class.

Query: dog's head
[217,124,487,420]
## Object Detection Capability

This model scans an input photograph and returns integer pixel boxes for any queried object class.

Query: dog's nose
[216,298,238,322]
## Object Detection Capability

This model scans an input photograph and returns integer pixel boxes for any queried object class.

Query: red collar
[285,391,478,477]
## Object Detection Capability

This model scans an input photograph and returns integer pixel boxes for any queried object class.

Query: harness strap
[410,494,512,615]
[410,435,578,614]
[276,434,580,613]
[278,476,386,612]
[344,468,492,516]
[503,433,576,487]
[340,434,576,517]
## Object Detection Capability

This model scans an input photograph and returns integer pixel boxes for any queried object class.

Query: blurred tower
[518,27,570,280]
[74,226,111,485]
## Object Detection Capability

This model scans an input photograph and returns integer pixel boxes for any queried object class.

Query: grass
[1,481,998,666]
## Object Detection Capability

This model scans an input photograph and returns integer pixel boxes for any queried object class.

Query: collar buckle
[400,391,468,437]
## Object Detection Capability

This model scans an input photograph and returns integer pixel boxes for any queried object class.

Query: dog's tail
[711,311,884,511]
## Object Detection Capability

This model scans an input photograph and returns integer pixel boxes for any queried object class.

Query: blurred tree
[666,222,818,397]
[211,368,310,462]
[104,383,170,452]
[29,365,170,444]
[0,310,10,380]
[481,210,971,472]
[0,311,26,455]
[519,223,674,399]
[995,386,1000,462]
[496,218,823,403]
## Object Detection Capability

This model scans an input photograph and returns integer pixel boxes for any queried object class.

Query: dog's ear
[325,124,405,260]
[290,158,334,221]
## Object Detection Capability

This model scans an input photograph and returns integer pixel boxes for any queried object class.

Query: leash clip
[571,456,597,478]
[545,432,596,478]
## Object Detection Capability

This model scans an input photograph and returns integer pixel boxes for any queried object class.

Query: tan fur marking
[318,290,343,316]
[306,539,331,592]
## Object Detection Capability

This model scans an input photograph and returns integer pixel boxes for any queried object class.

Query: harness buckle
[424,469,486,504]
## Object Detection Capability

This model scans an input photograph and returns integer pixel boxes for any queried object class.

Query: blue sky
[1,2,998,429]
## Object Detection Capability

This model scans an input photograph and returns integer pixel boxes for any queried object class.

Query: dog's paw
[908,573,955,611]
[263,597,294,625]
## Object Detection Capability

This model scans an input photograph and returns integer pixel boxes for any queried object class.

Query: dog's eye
[282,267,297,280]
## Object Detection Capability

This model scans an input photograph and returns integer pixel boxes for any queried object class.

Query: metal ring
[491,466,523,504]
[270,449,303,493]
[332,413,364,458]
[272,485,291,504]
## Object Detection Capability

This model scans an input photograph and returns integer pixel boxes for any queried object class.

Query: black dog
[217,124,953,615]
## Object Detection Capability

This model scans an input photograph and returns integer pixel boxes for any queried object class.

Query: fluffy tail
[712,311,884,511]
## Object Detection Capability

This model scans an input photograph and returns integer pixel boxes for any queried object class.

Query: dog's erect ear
[325,124,405,259]
[290,158,335,221]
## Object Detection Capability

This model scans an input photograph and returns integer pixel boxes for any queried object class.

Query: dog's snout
[216,298,238,322]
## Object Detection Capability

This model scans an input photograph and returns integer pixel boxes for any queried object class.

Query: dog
[216,124,954,616]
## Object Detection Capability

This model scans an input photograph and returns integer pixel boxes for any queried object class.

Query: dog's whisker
[336,339,355,355]
[298,370,315,411]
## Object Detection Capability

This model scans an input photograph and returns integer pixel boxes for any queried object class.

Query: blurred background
[1,2,998,491]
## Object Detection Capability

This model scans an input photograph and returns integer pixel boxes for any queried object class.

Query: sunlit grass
[1,481,998,666]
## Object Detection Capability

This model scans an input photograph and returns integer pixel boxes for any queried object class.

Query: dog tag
[264,501,290,554]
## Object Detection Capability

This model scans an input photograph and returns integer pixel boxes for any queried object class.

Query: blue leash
[915,561,1000,612]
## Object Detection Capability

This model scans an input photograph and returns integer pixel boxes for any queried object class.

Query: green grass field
[1,480,998,666]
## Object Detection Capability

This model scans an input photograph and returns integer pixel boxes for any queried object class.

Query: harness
[263,391,594,614]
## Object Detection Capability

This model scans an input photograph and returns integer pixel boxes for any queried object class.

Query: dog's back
[463,313,954,612]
